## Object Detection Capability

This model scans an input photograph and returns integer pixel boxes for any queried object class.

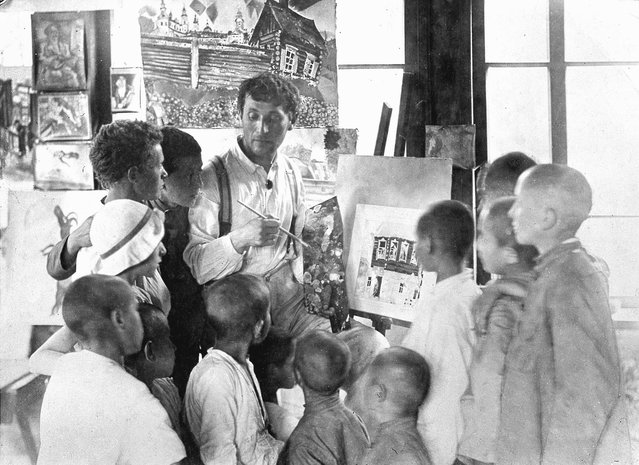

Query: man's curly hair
[237,73,300,124]
[89,120,163,188]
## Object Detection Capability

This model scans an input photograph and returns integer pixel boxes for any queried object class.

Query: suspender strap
[284,159,300,256]
[211,156,232,237]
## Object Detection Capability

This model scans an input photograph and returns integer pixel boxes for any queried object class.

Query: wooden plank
[373,103,393,156]
[393,72,414,157]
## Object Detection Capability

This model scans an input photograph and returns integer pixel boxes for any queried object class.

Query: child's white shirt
[401,269,481,465]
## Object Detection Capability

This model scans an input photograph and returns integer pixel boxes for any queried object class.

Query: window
[303,53,317,78]
[336,0,404,155]
[281,45,298,74]
[481,0,639,301]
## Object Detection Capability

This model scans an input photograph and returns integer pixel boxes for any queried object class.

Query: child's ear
[143,341,155,362]
[373,383,387,403]
[503,246,519,265]
[253,319,265,342]
[294,367,303,387]
[111,309,125,329]
[127,166,139,184]
[543,207,558,230]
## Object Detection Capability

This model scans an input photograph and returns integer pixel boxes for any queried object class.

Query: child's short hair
[63,274,134,343]
[249,327,295,382]
[160,126,202,175]
[417,200,474,261]
[369,347,430,415]
[478,152,537,206]
[203,273,270,342]
[482,197,538,268]
[336,323,390,391]
[519,164,592,234]
[295,330,351,395]
[137,302,171,346]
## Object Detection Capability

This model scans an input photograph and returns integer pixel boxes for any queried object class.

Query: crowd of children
[30,109,631,465]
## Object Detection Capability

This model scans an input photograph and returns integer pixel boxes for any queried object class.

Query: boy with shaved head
[499,164,630,465]
[38,275,186,465]
[185,273,283,465]
[350,347,432,465]
[279,330,370,465]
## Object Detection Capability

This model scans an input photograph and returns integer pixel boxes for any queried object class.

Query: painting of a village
[138,0,338,128]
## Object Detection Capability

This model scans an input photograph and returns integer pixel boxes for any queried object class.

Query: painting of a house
[138,0,337,128]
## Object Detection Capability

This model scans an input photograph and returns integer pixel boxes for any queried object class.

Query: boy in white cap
[30,200,167,375]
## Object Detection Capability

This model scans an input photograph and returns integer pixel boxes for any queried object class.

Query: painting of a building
[249,0,325,83]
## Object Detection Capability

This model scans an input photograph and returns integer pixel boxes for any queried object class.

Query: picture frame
[345,203,437,324]
[37,92,91,141]
[32,12,87,91]
[110,67,142,113]
[34,142,93,190]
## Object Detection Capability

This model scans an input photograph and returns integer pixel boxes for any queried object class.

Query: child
[498,164,630,465]
[337,320,390,395]
[185,274,283,465]
[457,197,537,465]
[38,274,186,465]
[352,347,432,465]
[401,200,481,465]
[279,330,370,465]
[477,151,536,209]
[30,200,167,376]
[249,327,300,441]
[126,303,181,436]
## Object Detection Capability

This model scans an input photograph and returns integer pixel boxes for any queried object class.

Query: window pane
[566,66,639,215]
[486,67,551,163]
[338,68,403,156]
[337,0,404,65]
[565,0,639,62]
[579,217,639,298]
[485,0,549,63]
[0,12,31,67]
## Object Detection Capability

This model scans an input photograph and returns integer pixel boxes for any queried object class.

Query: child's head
[336,322,390,392]
[478,197,538,274]
[90,199,166,279]
[294,330,351,395]
[249,327,296,391]
[125,303,175,383]
[203,273,271,345]
[415,200,474,271]
[160,126,203,208]
[478,151,537,208]
[509,164,592,248]
[63,274,143,356]
[348,347,430,424]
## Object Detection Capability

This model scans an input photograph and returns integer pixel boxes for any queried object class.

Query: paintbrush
[237,199,311,249]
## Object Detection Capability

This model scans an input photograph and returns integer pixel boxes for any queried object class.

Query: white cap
[90,199,165,276]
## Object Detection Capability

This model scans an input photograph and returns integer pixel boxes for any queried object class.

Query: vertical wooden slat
[374,103,393,156]
[549,0,567,164]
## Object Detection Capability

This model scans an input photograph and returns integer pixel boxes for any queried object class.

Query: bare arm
[46,216,93,280]
[29,326,78,376]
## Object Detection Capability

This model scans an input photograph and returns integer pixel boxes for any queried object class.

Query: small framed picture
[32,12,87,91]
[34,142,93,190]
[110,67,142,113]
[37,92,91,141]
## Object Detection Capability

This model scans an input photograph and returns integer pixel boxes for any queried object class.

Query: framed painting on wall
[110,67,142,113]
[34,142,93,190]
[37,92,91,141]
[32,12,87,91]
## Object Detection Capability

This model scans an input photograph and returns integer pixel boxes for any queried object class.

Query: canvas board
[346,204,436,323]
[34,142,93,190]
[37,92,91,141]
[1,190,105,358]
[425,124,476,169]
[32,12,87,91]
[111,67,143,112]
[335,156,452,261]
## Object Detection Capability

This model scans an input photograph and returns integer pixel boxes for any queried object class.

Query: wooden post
[374,103,393,156]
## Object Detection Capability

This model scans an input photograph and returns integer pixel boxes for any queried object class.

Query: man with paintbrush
[184,72,331,337]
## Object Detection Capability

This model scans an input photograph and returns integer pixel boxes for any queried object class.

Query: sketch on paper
[32,12,87,91]
[138,0,338,127]
[3,190,105,326]
[346,204,436,322]
[34,142,93,190]
[37,92,91,141]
